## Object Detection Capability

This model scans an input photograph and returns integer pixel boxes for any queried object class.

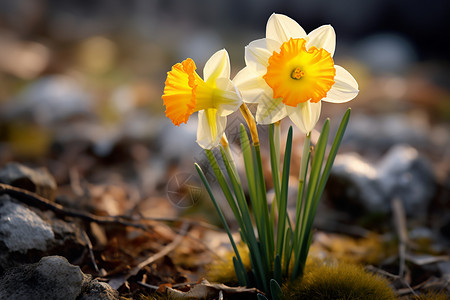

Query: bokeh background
[0,0,449,226]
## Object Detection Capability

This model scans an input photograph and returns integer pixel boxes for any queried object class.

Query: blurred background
[0,0,449,227]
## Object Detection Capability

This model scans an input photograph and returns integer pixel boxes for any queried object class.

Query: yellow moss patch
[412,291,450,300]
[311,232,386,265]
[283,260,396,300]
[205,244,251,285]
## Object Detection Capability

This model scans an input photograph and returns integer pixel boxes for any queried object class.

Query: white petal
[307,25,336,56]
[245,38,281,75]
[196,110,226,149]
[287,101,322,134]
[255,96,288,124]
[215,78,242,116]
[266,13,307,44]
[233,67,272,104]
[203,49,230,84]
[323,65,359,103]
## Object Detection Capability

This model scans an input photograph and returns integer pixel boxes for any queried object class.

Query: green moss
[283,260,396,300]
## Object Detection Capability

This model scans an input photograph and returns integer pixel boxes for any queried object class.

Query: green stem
[195,163,249,286]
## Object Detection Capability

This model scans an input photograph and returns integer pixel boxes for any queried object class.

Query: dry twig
[0,183,147,230]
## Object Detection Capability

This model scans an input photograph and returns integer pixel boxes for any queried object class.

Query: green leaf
[269,124,281,206]
[298,109,352,273]
[257,294,269,300]
[276,126,293,258]
[283,226,293,277]
[233,256,248,287]
[219,146,267,288]
[315,108,351,209]
[194,163,248,286]
[274,255,282,285]
[270,279,283,300]
[293,120,330,280]
[205,149,243,230]
[254,143,274,268]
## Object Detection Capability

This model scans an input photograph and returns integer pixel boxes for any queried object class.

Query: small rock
[0,195,86,270]
[0,162,57,201]
[0,256,88,300]
[0,256,119,300]
[327,144,436,217]
[79,280,120,300]
[378,144,436,216]
[1,75,93,125]
[0,194,54,253]
[327,153,387,214]
[343,114,430,154]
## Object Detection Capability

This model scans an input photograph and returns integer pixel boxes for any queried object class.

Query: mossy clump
[205,243,251,285]
[283,260,396,300]
[412,290,449,300]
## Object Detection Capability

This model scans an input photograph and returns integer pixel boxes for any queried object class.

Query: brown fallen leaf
[162,279,261,299]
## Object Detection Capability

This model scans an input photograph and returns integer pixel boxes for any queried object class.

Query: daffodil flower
[234,13,359,134]
[162,49,242,149]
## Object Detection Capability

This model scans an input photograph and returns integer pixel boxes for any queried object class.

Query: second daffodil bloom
[234,13,359,134]
[162,49,242,149]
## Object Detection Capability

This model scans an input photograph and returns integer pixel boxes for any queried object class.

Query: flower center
[263,38,336,106]
[291,67,304,80]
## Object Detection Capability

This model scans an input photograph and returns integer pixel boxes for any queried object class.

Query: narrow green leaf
[254,143,274,268]
[219,146,267,292]
[205,150,244,230]
[315,108,351,208]
[240,124,256,205]
[276,126,293,258]
[283,226,293,277]
[292,120,330,280]
[233,256,248,287]
[269,124,281,205]
[270,279,283,300]
[257,294,269,300]
[240,125,269,292]
[274,255,282,285]
[299,109,352,274]
[294,134,311,250]
[195,163,248,286]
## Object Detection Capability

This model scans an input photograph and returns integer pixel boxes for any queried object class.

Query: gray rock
[0,256,88,300]
[353,33,417,74]
[1,75,93,125]
[0,162,57,201]
[0,195,54,253]
[343,114,430,155]
[327,144,436,217]
[378,145,436,216]
[0,195,86,270]
[327,153,388,214]
[0,256,119,300]
[79,280,120,300]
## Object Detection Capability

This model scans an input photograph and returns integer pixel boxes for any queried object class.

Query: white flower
[234,13,358,134]
[162,49,242,149]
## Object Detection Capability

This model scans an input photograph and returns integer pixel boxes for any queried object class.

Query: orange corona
[263,38,336,106]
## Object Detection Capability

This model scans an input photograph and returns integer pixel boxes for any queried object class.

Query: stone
[342,114,430,155]
[1,75,93,125]
[0,256,88,300]
[79,280,120,300]
[327,144,436,217]
[0,256,119,300]
[378,144,436,216]
[0,162,57,201]
[0,194,54,253]
[0,195,86,271]
[327,153,388,214]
